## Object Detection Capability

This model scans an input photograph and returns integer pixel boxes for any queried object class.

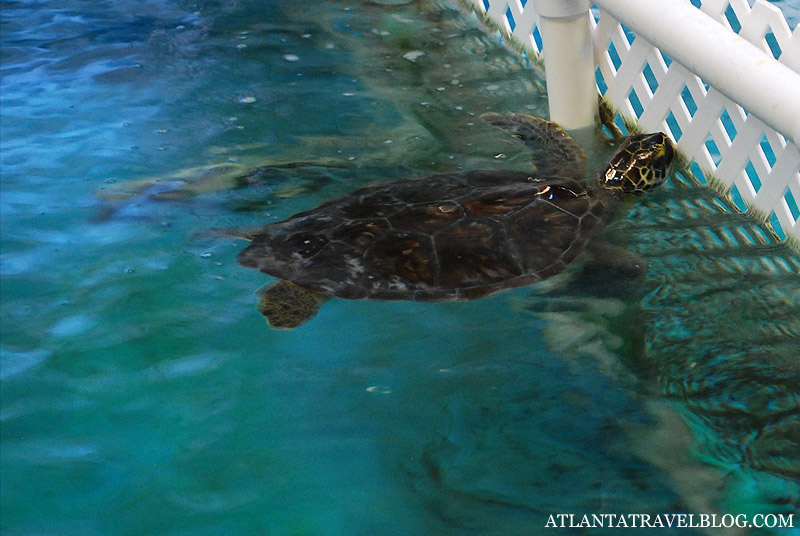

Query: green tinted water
[2,1,799,534]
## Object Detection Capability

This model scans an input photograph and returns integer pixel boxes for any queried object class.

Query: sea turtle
[230,113,674,328]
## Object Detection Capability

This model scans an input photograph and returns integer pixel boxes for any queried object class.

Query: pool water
[2,1,799,535]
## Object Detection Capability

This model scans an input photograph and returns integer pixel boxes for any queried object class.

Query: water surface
[2,1,799,534]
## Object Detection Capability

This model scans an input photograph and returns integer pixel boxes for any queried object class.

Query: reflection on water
[626,172,800,515]
[2,0,798,534]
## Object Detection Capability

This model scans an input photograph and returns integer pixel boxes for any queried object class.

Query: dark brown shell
[237,170,608,301]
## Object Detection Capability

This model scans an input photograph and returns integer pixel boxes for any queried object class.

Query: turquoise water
[2,1,799,535]
[771,0,800,26]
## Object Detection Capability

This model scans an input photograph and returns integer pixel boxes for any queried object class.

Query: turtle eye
[637,134,675,190]
[648,135,675,175]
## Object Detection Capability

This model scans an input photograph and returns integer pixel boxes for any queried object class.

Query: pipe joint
[534,0,590,19]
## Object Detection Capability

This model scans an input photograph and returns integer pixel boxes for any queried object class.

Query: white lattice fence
[461,0,800,243]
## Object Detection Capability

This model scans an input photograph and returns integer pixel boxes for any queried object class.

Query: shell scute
[462,185,539,216]
[362,230,437,297]
[238,230,328,275]
[335,191,405,220]
[388,201,466,233]
[373,173,474,204]
[505,197,590,274]
[434,219,524,290]
[335,218,392,248]
[291,241,369,299]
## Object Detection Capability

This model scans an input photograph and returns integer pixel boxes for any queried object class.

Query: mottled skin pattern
[257,280,324,329]
[232,113,674,328]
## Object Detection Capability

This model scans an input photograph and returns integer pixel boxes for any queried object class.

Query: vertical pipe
[534,0,596,130]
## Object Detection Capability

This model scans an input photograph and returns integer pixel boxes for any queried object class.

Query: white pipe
[594,0,800,147]
[535,0,596,130]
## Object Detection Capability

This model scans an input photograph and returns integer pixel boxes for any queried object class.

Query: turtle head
[597,133,674,196]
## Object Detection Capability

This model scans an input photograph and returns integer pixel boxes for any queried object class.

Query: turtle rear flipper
[481,112,586,179]
[256,280,326,329]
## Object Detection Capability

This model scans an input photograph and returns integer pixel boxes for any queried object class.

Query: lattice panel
[469,0,543,52]
[462,0,800,242]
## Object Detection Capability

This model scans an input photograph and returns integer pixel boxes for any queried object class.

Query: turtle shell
[237,169,608,301]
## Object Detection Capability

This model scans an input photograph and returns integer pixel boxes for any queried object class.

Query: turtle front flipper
[481,113,587,180]
[256,280,327,329]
